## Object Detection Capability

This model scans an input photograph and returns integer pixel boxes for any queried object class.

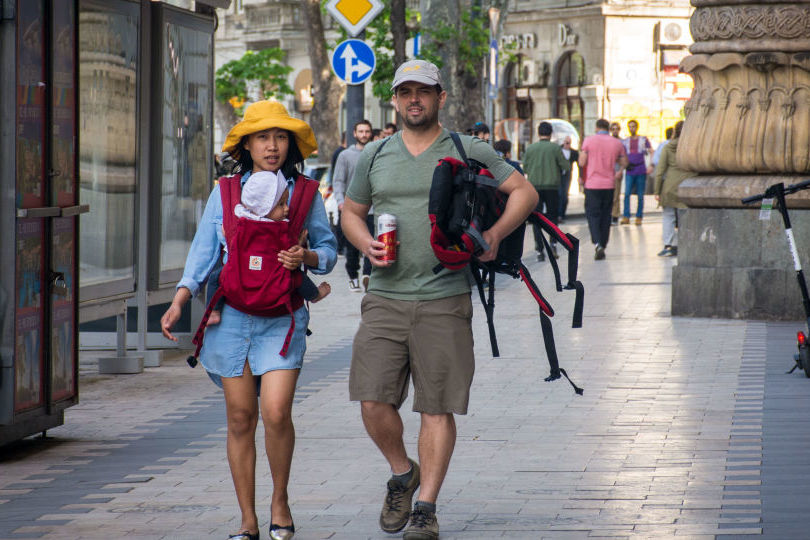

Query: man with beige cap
[342,59,537,539]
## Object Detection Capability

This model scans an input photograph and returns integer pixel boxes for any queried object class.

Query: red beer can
[377,213,397,263]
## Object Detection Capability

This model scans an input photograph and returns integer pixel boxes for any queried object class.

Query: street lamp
[486,7,501,143]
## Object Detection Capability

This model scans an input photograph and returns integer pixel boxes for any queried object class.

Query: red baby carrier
[187,173,319,366]
[428,132,585,394]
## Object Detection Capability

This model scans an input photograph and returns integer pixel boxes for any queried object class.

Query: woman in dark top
[558,135,579,222]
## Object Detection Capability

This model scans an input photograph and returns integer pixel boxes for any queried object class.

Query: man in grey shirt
[333,119,373,291]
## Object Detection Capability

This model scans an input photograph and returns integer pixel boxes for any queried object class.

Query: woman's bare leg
[222,363,260,535]
[259,369,299,527]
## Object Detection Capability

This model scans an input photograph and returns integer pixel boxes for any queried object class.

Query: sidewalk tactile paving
[1,208,808,538]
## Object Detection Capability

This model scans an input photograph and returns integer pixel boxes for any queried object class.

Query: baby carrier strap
[218,175,242,248]
[527,211,584,329]
[288,175,320,237]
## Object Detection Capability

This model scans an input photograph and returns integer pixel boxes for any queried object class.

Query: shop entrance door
[2,0,83,442]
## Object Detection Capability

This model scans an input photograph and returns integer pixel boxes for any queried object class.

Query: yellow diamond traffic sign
[325,0,384,37]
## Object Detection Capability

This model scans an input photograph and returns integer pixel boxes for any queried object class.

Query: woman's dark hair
[232,129,305,179]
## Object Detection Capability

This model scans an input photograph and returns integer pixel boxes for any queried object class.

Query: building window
[78,0,139,290]
[555,51,585,137]
[156,14,213,278]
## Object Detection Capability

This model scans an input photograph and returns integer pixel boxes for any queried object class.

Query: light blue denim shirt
[177,171,338,297]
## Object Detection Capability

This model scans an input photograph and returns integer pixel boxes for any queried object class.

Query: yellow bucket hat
[221,100,318,159]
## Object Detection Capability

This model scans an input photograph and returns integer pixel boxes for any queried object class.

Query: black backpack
[428,132,584,394]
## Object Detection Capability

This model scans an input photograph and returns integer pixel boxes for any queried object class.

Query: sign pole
[345,30,365,147]
[486,8,501,145]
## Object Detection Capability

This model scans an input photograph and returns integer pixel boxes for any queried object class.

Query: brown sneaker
[620,217,630,225]
[635,217,642,225]
[403,505,439,540]
[380,459,420,533]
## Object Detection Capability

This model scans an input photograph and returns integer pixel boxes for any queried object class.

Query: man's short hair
[493,139,512,155]
[537,122,553,137]
[384,122,397,132]
[596,119,611,131]
[354,119,373,131]
[627,119,638,127]
[471,122,489,135]
[665,126,674,139]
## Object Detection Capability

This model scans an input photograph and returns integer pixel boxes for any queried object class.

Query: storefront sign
[500,33,536,50]
[558,24,578,47]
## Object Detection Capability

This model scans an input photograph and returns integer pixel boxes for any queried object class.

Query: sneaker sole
[380,461,420,533]
[403,529,439,540]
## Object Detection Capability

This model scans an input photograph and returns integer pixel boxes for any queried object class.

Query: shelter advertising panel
[15,220,45,412]
[15,0,47,413]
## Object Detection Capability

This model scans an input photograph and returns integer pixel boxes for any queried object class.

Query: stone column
[672,0,810,319]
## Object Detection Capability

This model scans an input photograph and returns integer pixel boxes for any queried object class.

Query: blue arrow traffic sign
[331,39,376,85]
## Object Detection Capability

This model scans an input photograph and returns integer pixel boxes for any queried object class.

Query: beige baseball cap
[390,60,442,91]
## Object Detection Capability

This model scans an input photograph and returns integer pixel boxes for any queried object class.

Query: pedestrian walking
[609,121,623,224]
[620,119,653,225]
[522,121,570,261]
[331,131,347,255]
[493,139,524,174]
[558,135,579,223]
[341,59,537,540]
[333,119,374,292]
[469,121,491,142]
[160,101,338,540]
[653,120,691,257]
[578,118,628,260]
[652,126,674,170]
[383,122,398,137]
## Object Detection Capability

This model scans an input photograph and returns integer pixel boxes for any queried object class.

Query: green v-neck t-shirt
[346,129,516,301]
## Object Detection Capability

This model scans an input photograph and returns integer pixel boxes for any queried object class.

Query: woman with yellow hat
[161,101,337,540]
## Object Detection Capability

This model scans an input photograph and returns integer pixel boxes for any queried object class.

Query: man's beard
[399,105,439,130]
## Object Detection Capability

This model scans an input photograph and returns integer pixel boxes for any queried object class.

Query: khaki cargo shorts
[349,293,475,415]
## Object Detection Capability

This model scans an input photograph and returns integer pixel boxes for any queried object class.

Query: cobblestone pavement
[2,203,810,539]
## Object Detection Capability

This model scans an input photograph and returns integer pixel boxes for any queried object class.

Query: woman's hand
[160,304,183,342]
[161,287,191,342]
[279,245,305,270]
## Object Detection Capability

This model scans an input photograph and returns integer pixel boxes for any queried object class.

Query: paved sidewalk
[2,210,809,539]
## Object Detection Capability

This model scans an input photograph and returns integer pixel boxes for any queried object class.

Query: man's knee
[420,412,454,428]
[361,400,396,418]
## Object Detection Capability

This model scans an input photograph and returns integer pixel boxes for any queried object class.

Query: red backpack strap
[287,175,320,237]
[218,175,242,243]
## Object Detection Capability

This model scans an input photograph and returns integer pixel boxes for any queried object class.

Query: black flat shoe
[269,522,295,540]
[228,531,259,540]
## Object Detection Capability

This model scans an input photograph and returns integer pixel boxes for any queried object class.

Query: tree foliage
[215,48,294,115]
[419,6,489,78]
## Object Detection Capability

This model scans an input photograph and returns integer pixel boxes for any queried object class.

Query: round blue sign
[331,39,376,85]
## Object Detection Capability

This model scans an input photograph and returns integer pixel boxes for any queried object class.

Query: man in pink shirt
[578,119,628,260]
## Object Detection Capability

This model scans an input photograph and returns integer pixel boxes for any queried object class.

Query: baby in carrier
[207,170,331,326]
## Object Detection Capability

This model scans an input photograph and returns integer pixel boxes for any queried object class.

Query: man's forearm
[341,207,374,250]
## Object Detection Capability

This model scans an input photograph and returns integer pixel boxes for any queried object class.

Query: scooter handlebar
[742,178,810,205]
[785,177,810,195]
[742,193,764,204]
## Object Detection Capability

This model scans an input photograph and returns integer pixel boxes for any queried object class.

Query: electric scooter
[742,178,810,377]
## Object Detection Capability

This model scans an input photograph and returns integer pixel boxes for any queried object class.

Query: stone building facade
[497,0,692,153]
